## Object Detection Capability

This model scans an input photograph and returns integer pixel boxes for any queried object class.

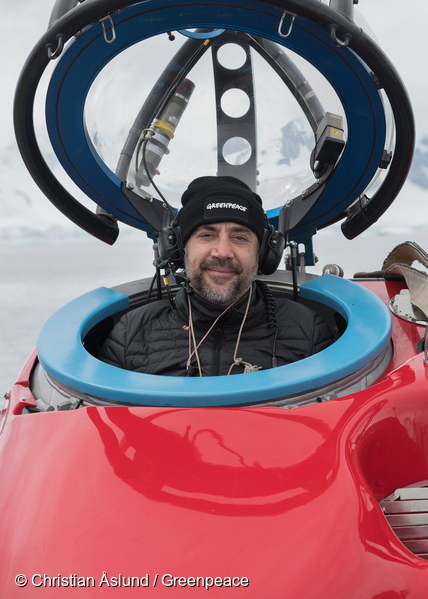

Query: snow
[0,235,153,396]
[1,0,428,396]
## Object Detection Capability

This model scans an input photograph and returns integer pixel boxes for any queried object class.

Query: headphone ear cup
[259,225,285,275]
[157,224,185,268]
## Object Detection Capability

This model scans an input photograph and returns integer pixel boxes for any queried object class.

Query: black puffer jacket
[99,281,334,376]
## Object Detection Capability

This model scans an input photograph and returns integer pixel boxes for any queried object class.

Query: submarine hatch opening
[13,1,414,412]
[26,269,393,412]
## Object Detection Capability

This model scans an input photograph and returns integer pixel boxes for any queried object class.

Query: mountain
[1,136,427,243]
[1,0,427,244]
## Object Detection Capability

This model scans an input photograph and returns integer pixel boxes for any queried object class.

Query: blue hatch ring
[44,1,385,236]
[14,0,413,244]
[177,28,226,39]
[37,276,392,407]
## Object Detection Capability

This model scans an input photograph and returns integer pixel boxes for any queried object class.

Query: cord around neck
[186,286,262,376]
[186,294,239,376]
[227,285,262,375]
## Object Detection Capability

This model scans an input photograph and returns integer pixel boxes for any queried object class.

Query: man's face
[184,222,259,306]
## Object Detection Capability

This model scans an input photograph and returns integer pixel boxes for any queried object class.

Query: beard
[184,255,258,306]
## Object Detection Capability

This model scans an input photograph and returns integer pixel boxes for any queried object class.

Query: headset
[157,214,285,276]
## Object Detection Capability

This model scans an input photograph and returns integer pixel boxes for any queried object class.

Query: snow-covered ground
[0,234,150,396]
[1,0,428,396]
[2,226,428,397]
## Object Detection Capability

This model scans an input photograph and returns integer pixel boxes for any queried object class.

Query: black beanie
[179,176,266,245]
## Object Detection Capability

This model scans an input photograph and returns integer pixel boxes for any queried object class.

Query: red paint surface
[1,281,427,597]
[356,280,426,377]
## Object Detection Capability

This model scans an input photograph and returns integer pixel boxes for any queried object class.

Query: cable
[137,38,212,211]
[258,281,279,368]
[144,272,158,305]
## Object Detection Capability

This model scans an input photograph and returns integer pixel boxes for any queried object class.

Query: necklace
[186,286,262,376]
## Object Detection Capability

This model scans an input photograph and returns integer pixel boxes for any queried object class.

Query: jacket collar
[174,281,266,328]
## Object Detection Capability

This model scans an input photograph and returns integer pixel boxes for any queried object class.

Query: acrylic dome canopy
[14,0,414,246]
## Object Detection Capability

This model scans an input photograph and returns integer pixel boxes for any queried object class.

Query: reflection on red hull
[1,281,427,597]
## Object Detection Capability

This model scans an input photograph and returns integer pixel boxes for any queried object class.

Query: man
[99,176,334,376]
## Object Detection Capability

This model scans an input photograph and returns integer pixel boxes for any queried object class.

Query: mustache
[199,257,242,274]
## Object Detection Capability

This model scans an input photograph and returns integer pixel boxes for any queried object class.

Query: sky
[1,0,427,242]
[0,0,428,392]
[358,0,428,137]
[3,0,428,136]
